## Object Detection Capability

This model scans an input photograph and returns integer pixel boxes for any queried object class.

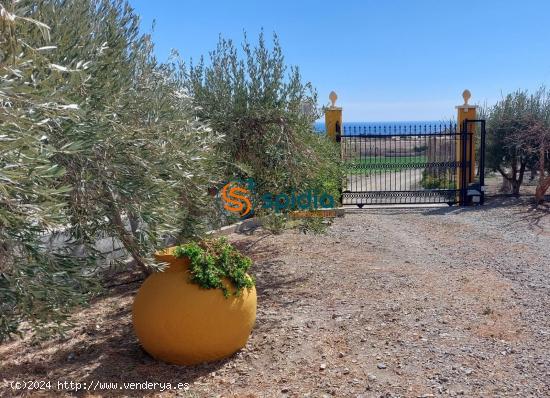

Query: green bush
[173,238,255,297]
[420,170,456,189]
[258,211,288,235]
[297,217,333,235]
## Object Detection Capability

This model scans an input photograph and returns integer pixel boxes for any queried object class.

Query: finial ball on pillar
[329,91,338,108]
[462,89,472,106]
[325,91,342,141]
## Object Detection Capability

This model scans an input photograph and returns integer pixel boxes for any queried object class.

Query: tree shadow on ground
[417,195,550,234]
[0,272,231,397]
[231,232,312,304]
[495,199,550,234]
[0,231,307,397]
[1,331,231,397]
[244,239,310,304]
[420,195,549,215]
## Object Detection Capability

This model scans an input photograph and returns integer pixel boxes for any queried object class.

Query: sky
[129,0,550,122]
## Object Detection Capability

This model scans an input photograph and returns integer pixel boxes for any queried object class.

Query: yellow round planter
[132,247,257,365]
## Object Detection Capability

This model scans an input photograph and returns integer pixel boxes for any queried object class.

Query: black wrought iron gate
[340,120,486,206]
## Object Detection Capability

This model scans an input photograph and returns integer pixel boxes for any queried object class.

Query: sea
[314,120,455,135]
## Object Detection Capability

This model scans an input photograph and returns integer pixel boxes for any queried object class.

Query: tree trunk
[129,212,141,237]
[511,179,522,196]
[110,208,151,275]
[497,161,526,196]
[516,161,526,194]
[499,176,513,193]
[535,147,550,204]
[535,179,550,203]
[105,190,151,275]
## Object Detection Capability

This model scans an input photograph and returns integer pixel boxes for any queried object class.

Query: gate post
[455,90,477,204]
[325,91,342,142]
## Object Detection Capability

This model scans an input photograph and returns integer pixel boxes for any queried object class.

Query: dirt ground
[1,196,549,398]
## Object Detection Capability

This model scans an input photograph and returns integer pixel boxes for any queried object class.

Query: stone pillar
[325,91,342,142]
[456,89,478,188]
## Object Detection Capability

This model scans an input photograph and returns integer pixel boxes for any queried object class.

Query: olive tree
[486,91,538,195]
[185,32,342,201]
[28,0,223,272]
[486,88,550,201]
[508,88,550,203]
[1,0,222,340]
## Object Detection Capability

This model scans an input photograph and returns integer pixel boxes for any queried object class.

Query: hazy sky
[130,0,550,121]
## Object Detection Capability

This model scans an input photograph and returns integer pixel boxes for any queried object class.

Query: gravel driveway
[1,197,548,397]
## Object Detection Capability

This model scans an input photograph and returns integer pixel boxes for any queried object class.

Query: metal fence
[340,122,481,206]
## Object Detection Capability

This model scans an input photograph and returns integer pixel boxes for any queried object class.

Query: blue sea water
[314,121,455,135]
